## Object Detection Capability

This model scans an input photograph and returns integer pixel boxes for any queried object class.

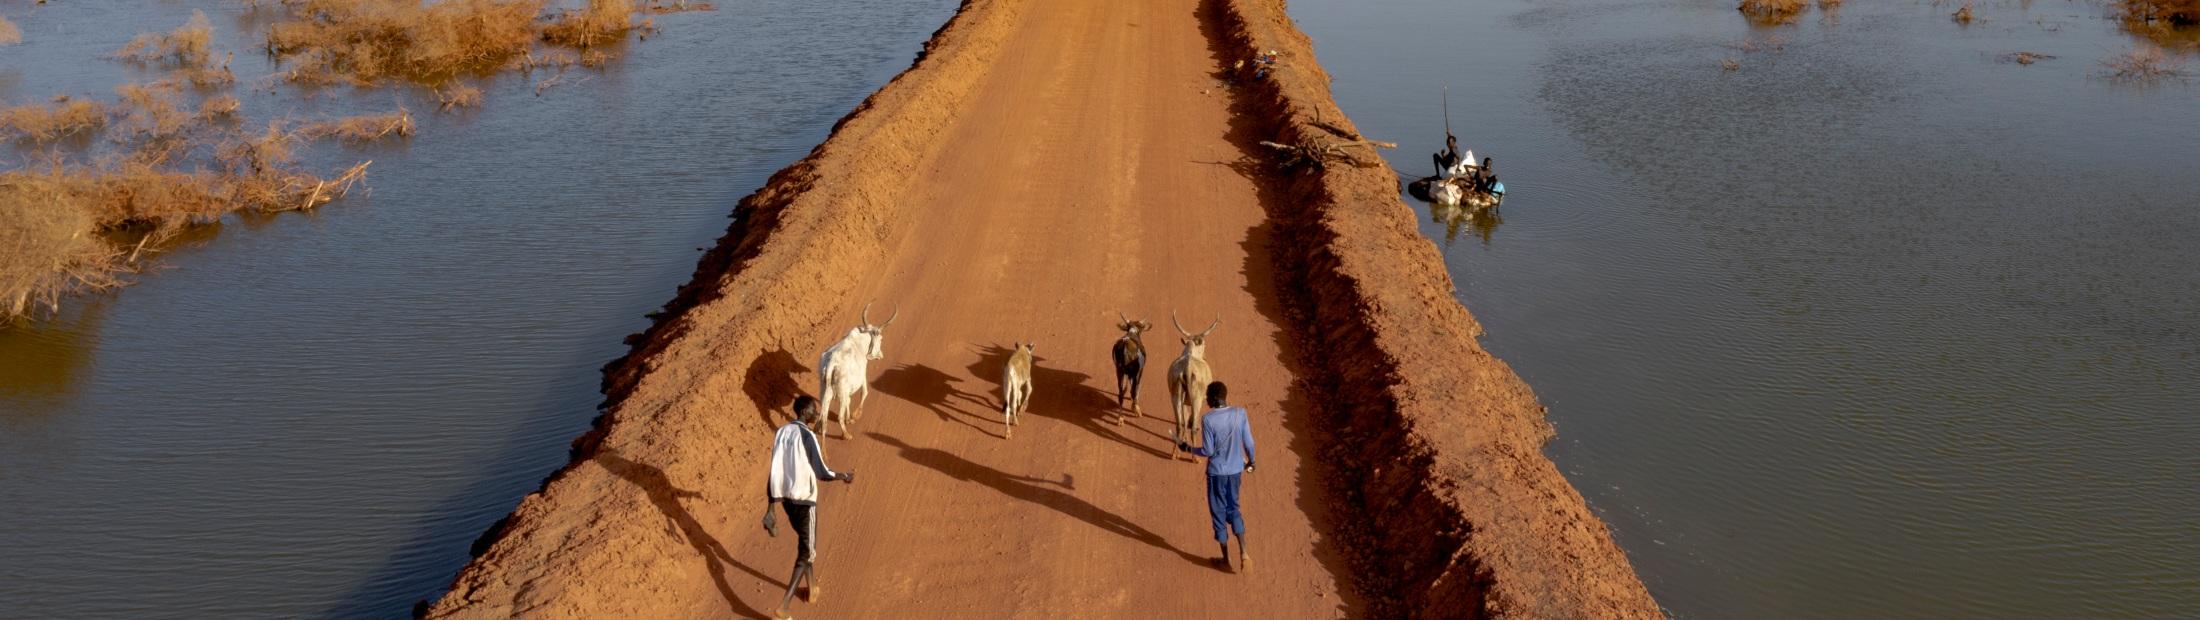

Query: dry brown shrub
[0,174,126,319]
[114,83,196,145]
[267,0,545,85]
[0,150,373,320]
[171,53,239,88]
[116,11,216,67]
[2119,0,2200,48]
[0,15,22,46]
[298,109,416,142]
[198,95,242,121]
[580,49,609,68]
[1997,51,2055,64]
[0,84,383,320]
[1739,0,1809,25]
[2102,45,2192,82]
[2123,0,2200,25]
[436,84,484,109]
[1,96,110,142]
[644,0,713,13]
[1729,33,1788,53]
[533,68,577,96]
[517,47,582,72]
[1953,2,1976,24]
[217,121,297,177]
[542,0,636,48]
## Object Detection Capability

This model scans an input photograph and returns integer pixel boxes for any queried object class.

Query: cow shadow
[595,451,781,619]
[742,342,810,427]
[964,343,1173,458]
[868,432,1211,569]
[870,362,996,435]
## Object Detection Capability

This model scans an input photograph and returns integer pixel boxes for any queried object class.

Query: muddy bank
[1212,0,1660,617]
[421,0,1024,616]
[426,0,1653,616]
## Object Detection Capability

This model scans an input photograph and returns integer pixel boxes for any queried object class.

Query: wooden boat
[1407,173,1503,208]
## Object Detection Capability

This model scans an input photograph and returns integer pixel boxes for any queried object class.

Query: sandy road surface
[706,0,1357,616]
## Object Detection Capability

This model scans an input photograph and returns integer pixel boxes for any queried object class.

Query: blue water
[0,2,959,617]
[1290,0,2200,617]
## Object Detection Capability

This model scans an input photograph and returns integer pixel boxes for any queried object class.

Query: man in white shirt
[762,395,856,619]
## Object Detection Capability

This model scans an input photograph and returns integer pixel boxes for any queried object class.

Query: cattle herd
[812,303,1222,458]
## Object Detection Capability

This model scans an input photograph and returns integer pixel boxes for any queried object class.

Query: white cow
[817,303,898,439]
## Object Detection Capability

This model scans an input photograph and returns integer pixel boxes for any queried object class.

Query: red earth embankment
[1214,0,1661,616]
[424,0,1658,617]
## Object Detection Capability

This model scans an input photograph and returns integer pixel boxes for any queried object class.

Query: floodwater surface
[0,1,957,618]
[1289,0,2198,617]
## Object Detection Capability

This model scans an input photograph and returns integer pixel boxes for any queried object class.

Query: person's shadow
[867,432,1214,569]
[596,452,783,619]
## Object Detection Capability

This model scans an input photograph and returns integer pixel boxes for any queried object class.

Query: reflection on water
[0,303,104,406]
[1428,200,1503,247]
[1295,0,2200,617]
[0,1,960,618]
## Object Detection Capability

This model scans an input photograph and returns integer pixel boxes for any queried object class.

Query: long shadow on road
[867,431,1213,569]
[965,343,1175,458]
[597,452,781,620]
[870,361,997,436]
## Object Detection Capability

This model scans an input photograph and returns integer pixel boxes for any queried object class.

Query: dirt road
[703,0,1356,616]
[430,0,1659,617]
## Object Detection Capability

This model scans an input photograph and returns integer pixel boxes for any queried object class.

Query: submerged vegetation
[1,98,111,143]
[264,0,545,85]
[2119,0,2200,49]
[1738,0,1810,26]
[2102,45,2192,82]
[3,1,714,322]
[1,82,376,319]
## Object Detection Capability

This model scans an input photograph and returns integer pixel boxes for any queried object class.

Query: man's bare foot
[803,583,820,603]
[1211,556,1231,572]
[1240,552,1252,570]
[774,605,793,620]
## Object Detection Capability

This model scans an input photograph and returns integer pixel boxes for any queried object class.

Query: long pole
[1442,86,1451,137]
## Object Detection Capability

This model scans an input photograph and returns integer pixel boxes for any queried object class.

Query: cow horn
[1118,311,1132,329]
[861,302,873,327]
[1171,310,1190,336]
[883,306,900,328]
[1201,315,1221,338]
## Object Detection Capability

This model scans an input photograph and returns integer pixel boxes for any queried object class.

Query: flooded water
[1290,0,2198,617]
[0,1,957,617]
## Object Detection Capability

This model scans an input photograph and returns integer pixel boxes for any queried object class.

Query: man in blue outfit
[1178,381,1255,572]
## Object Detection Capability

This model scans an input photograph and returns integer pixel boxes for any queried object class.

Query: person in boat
[1475,157,1498,193]
[1432,134,1462,178]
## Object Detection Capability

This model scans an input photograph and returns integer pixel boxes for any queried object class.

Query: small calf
[1001,342,1035,439]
